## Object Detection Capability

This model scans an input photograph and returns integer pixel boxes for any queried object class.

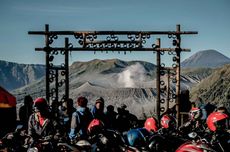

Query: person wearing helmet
[189,107,202,121]
[88,119,126,152]
[27,97,60,143]
[179,107,206,137]
[206,111,230,151]
[69,96,93,142]
[161,115,183,143]
[144,117,166,151]
[160,114,176,130]
[159,114,187,151]
[144,117,158,133]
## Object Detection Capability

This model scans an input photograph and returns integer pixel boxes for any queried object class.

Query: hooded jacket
[69,107,93,140]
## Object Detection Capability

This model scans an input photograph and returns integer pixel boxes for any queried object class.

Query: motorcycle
[26,135,59,152]
[57,139,91,152]
[176,132,216,152]
[89,129,127,152]
[0,125,27,152]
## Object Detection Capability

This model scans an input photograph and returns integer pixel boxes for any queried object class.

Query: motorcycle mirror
[188,132,197,139]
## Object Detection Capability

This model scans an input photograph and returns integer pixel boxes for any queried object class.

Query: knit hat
[95,97,104,105]
[121,103,127,109]
[33,97,48,112]
[77,96,88,107]
[34,97,46,104]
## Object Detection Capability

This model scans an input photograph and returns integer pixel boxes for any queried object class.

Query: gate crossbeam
[28,31,198,35]
[34,47,191,52]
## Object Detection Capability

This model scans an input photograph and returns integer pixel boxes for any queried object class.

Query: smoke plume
[117,63,147,88]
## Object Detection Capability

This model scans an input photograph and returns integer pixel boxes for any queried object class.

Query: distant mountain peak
[181,49,230,68]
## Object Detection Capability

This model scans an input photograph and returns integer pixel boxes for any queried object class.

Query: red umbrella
[0,86,16,108]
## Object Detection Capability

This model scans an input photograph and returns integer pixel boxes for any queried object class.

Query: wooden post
[65,38,69,102]
[175,24,181,126]
[45,24,50,104]
[156,38,161,121]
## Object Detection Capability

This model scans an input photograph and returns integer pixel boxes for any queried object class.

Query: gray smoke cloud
[117,63,147,88]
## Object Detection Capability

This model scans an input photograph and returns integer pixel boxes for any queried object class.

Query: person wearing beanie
[27,97,60,144]
[69,96,93,141]
[91,97,107,127]
[77,96,88,107]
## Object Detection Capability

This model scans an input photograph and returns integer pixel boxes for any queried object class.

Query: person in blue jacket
[69,96,93,142]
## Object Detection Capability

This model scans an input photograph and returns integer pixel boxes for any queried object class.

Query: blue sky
[0,0,230,66]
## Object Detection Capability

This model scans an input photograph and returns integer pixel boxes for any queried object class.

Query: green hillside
[190,64,230,110]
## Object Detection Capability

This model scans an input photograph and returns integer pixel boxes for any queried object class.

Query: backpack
[74,109,93,138]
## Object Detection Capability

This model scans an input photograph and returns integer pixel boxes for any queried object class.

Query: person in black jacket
[91,97,107,127]
[19,95,33,129]
[105,105,117,129]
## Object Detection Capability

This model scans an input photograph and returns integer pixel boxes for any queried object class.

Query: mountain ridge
[0,60,45,90]
[2,50,229,117]
[11,59,210,119]
[181,49,230,68]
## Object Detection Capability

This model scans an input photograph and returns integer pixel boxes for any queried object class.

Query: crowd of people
[13,95,138,149]
[1,95,229,151]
